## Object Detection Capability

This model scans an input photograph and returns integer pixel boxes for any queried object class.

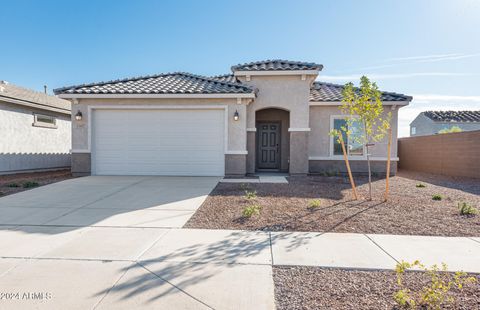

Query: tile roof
[423,110,480,122]
[54,72,254,95]
[310,81,412,102]
[210,74,241,84]
[231,59,323,72]
[0,81,70,113]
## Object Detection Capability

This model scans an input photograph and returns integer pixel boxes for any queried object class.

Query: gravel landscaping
[273,266,480,310]
[0,169,73,197]
[184,171,480,236]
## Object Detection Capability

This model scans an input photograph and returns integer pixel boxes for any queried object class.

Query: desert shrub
[239,183,250,191]
[308,199,322,209]
[432,195,442,201]
[6,183,19,188]
[394,260,476,309]
[244,190,257,200]
[458,202,478,216]
[325,170,338,177]
[242,204,262,217]
[22,181,39,188]
[416,183,426,188]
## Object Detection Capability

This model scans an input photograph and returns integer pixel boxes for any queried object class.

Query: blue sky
[1,0,479,136]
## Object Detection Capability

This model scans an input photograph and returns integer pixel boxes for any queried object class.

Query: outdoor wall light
[233,110,239,121]
[75,111,83,121]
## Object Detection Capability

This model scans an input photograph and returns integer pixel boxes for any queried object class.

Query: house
[54,60,412,177]
[410,110,480,136]
[0,81,71,174]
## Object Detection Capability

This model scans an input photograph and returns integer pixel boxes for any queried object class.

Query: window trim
[32,113,57,129]
[411,126,416,135]
[329,115,366,159]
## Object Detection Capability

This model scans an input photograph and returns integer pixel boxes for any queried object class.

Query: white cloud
[320,72,472,82]
[410,94,480,103]
[349,53,480,72]
[385,53,462,62]
[384,53,480,64]
[397,94,480,137]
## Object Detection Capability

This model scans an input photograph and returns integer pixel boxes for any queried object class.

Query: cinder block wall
[398,130,480,178]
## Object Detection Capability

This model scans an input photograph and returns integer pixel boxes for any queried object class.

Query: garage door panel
[92,109,225,176]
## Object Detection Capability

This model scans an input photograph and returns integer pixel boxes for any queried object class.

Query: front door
[257,122,281,169]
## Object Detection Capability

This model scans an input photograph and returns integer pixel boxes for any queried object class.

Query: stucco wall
[239,75,312,128]
[309,105,400,159]
[239,75,314,174]
[71,98,248,175]
[0,101,71,173]
[409,113,435,136]
[72,98,247,152]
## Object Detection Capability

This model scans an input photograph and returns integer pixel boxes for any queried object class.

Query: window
[33,114,57,128]
[411,127,416,135]
[332,117,364,156]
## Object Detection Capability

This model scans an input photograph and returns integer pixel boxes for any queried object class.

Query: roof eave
[57,93,256,99]
[0,95,71,115]
[309,100,411,106]
[234,70,320,77]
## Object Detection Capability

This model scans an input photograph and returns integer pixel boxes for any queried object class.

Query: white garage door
[92,109,225,176]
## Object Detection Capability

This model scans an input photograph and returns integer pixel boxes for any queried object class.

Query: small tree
[341,76,391,200]
[438,126,463,134]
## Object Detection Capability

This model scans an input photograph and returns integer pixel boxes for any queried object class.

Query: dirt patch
[184,171,480,236]
[0,170,73,197]
[273,266,480,310]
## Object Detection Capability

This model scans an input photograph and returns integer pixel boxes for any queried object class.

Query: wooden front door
[257,122,281,169]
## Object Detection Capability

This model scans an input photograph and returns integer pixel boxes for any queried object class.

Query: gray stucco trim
[225,154,247,176]
[289,132,309,175]
[309,159,397,176]
[246,132,256,174]
[71,152,91,176]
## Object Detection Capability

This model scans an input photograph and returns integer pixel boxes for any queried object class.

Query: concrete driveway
[0,176,274,310]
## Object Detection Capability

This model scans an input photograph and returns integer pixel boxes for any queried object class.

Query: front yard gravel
[0,169,73,197]
[273,266,480,310]
[184,171,480,236]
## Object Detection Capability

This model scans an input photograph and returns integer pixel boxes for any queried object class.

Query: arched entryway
[255,108,290,172]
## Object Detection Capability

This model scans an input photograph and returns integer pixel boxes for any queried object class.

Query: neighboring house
[54,60,411,177]
[0,81,71,174]
[410,111,480,136]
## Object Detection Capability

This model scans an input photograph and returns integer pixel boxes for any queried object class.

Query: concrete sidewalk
[1,227,479,309]
[270,232,480,273]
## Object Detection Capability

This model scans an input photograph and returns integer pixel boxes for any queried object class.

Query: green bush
[432,195,442,201]
[242,204,262,218]
[244,190,257,200]
[308,199,322,209]
[22,181,39,188]
[239,183,250,191]
[6,183,19,188]
[394,260,476,309]
[416,183,426,188]
[458,202,478,216]
[325,170,338,177]
[438,126,463,134]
